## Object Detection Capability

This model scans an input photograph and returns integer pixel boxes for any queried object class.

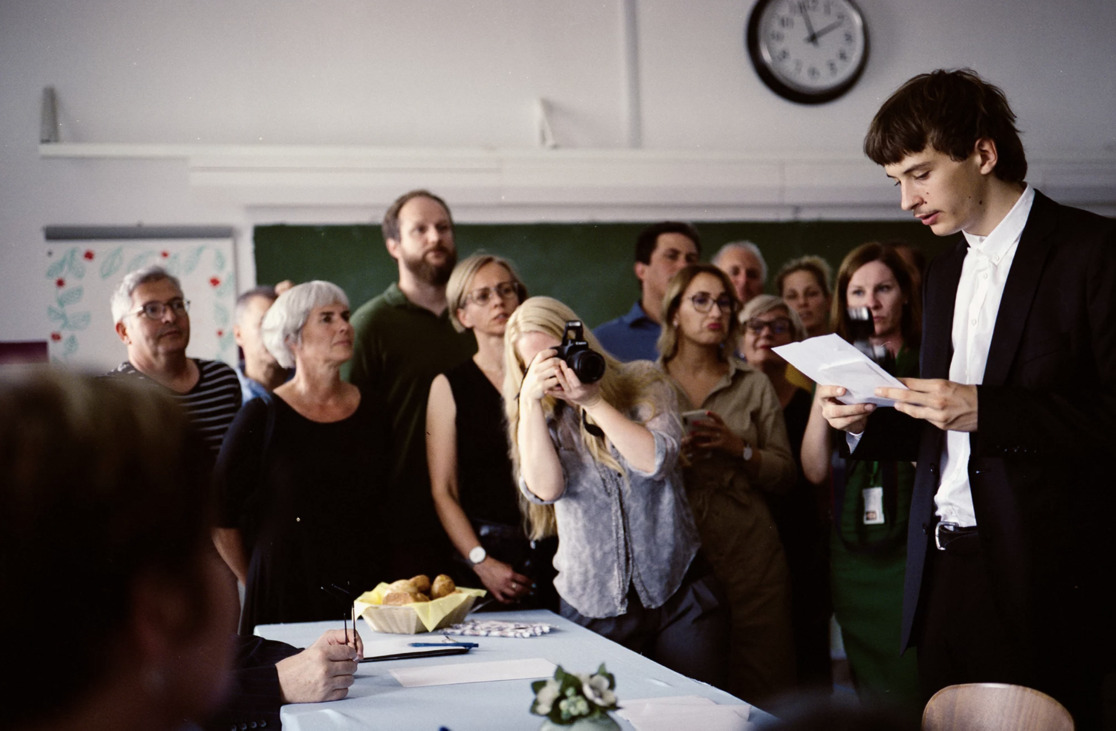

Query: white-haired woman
[504,296,727,688]
[658,265,796,703]
[426,253,557,609]
[214,280,387,632]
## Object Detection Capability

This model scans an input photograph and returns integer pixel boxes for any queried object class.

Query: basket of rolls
[354,574,487,634]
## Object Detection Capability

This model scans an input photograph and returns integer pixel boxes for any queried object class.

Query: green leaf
[125,253,150,273]
[48,305,66,322]
[214,302,230,327]
[182,245,203,274]
[46,255,67,279]
[100,247,124,278]
[68,312,91,331]
[58,286,84,307]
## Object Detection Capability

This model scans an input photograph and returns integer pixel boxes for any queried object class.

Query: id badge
[862,486,885,525]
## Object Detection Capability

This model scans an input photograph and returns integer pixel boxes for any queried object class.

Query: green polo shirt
[344,283,475,543]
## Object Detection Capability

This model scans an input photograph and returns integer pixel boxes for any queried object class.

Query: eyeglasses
[132,298,190,320]
[465,281,521,306]
[687,292,735,313]
[745,317,792,335]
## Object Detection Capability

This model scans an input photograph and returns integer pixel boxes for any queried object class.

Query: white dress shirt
[933,185,1035,526]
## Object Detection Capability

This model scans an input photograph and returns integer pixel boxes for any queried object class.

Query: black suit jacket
[856,190,1116,697]
[204,634,299,731]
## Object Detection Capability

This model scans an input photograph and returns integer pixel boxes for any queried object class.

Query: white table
[257,609,764,730]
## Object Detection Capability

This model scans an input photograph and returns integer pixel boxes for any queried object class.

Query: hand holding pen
[275,628,363,703]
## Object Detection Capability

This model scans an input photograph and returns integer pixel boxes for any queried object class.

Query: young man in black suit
[817,69,1116,728]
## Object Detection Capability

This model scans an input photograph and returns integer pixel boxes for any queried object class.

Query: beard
[403,246,457,287]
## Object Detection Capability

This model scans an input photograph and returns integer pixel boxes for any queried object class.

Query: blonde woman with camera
[503,296,727,689]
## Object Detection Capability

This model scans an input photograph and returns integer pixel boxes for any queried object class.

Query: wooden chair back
[922,682,1074,731]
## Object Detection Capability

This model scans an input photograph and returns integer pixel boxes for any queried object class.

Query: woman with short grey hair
[260,280,349,369]
[214,280,388,631]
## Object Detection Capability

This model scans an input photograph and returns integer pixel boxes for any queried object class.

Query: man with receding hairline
[234,285,290,402]
[107,264,241,464]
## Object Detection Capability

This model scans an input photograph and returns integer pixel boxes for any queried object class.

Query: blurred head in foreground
[0,367,236,731]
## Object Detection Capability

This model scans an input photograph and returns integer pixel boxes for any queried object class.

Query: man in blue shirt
[233,285,290,403]
[594,221,700,361]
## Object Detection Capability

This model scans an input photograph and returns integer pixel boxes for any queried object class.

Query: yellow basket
[354,584,486,634]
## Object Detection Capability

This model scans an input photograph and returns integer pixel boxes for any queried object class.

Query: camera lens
[569,350,605,384]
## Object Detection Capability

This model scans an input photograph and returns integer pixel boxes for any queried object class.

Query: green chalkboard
[254,220,950,327]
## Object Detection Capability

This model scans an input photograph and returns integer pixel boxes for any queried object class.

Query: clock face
[746,0,869,104]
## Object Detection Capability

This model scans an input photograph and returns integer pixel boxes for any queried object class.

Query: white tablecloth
[256,609,764,730]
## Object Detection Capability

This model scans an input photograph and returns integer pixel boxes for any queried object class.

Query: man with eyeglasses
[107,265,241,463]
[344,189,475,578]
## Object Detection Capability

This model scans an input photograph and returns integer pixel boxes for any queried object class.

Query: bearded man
[345,190,476,577]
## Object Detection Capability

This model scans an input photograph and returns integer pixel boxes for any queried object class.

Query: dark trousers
[916,534,1109,729]
[916,533,1031,696]
[560,561,729,692]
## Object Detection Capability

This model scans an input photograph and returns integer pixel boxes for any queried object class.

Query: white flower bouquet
[530,663,620,726]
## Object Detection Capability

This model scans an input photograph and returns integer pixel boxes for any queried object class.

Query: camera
[846,306,894,371]
[554,320,606,384]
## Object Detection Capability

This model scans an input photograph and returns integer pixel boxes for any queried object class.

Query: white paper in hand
[772,334,906,406]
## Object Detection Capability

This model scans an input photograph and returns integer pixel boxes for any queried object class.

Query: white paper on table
[773,334,907,406]
[390,657,556,687]
[617,696,753,731]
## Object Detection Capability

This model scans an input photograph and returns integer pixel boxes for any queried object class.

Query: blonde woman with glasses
[426,254,557,609]
[658,264,796,704]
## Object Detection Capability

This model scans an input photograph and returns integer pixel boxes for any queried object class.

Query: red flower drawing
[217,329,224,337]
[50,332,62,342]
[83,250,95,260]
[161,250,170,258]
[209,276,221,287]
[56,278,65,288]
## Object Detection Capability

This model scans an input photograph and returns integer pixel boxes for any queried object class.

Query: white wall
[3,0,1115,346]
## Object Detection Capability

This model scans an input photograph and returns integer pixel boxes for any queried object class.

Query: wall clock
[746,0,869,104]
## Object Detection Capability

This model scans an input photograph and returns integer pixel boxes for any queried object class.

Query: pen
[408,641,478,648]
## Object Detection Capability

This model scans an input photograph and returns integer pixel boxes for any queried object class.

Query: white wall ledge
[40,143,1116,221]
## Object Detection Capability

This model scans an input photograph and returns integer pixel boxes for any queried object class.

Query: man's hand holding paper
[773,334,907,405]
[880,378,979,432]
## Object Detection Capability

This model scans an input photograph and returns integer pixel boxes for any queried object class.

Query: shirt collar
[621,301,655,326]
[962,184,1034,263]
[383,282,450,319]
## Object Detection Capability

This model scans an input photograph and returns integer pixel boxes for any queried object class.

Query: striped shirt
[108,359,242,456]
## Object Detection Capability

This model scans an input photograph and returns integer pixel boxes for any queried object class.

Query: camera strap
[582,409,604,438]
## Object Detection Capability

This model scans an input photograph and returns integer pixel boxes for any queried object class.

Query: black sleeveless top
[445,359,521,526]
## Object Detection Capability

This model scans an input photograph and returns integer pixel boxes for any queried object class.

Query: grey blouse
[520,362,699,618]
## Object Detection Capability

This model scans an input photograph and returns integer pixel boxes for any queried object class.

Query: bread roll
[387,579,418,594]
[383,590,430,605]
[431,574,456,599]
[410,574,432,594]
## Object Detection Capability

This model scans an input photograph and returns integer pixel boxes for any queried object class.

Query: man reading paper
[816,69,1116,728]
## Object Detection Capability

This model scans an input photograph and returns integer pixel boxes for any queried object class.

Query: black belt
[933,521,979,551]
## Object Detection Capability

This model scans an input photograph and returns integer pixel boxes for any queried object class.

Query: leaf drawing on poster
[45,237,236,370]
[101,247,125,279]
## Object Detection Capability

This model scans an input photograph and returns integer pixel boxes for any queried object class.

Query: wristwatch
[468,545,487,565]
[742,443,754,462]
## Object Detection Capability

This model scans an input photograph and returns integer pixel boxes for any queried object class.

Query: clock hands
[797,2,820,46]
[807,16,847,44]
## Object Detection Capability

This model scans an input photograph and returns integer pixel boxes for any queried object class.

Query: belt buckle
[934,521,959,551]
